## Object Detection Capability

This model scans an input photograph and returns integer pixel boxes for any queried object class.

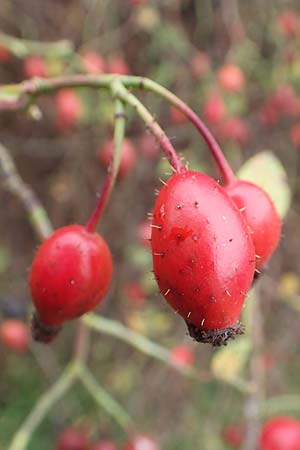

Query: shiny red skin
[55,89,82,131]
[203,94,226,126]
[0,319,29,352]
[225,180,281,268]
[123,434,159,450]
[170,345,194,367]
[91,441,117,450]
[57,428,89,450]
[81,51,106,74]
[217,64,245,92]
[98,138,136,178]
[23,56,47,78]
[30,225,113,326]
[151,171,255,331]
[260,417,300,450]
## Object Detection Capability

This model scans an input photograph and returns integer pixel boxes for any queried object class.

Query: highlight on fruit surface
[29,224,113,342]
[259,416,300,450]
[151,170,256,346]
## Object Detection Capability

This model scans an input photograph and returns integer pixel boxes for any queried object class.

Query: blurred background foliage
[0,0,300,449]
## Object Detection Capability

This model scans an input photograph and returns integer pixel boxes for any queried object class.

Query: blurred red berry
[23,56,47,78]
[108,56,130,75]
[0,319,29,352]
[218,117,250,146]
[139,134,159,160]
[170,345,195,367]
[91,441,117,450]
[170,106,187,125]
[55,89,82,131]
[137,220,152,248]
[290,124,300,148]
[190,51,211,78]
[278,9,298,38]
[217,64,245,92]
[123,434,159,450]
[0,45,11,63]
[260,417,300,450]
[223,425,244,448]
[124,282,146,306]
[203,94,226,125]
[57,428,89,450]
[81,51,106,74]
[259,100,280,128]
[97,138,136,178]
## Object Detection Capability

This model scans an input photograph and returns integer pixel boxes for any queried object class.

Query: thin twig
[0,142,53,240]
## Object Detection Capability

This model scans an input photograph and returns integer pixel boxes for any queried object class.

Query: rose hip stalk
[29,98,126,342]
[149,85,282,269]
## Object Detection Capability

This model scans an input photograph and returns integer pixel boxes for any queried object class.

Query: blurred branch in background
[0,142,53,241]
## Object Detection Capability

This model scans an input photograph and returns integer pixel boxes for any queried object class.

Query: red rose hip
[56,427,89,450]
[123,434,159,450]
[30,225,113,342]
[0,319,29,352]
[151,171,255,345]
[224,180,281,268]
[260,416,300,450]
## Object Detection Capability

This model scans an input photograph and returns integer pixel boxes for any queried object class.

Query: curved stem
[86,84,126,232]
[132,78,236,186]
[78,365,134,431]
[7,363,79,450]
[111,81,185,174]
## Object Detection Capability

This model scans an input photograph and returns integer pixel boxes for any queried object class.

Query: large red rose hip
[30,225,113,341]
[151,171,255,345]
[260,417,300,450]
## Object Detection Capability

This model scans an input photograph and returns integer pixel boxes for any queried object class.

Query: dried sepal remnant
[186,321,245,347]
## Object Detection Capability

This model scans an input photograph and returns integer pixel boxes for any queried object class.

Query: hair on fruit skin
[30,224,113,342]
[151,170,256,346]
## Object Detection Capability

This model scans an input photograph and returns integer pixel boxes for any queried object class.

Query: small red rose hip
[170,106,187,125]
[55,89,82,131]
[203,94,226,126]
[30,225,113,342]
[0,319,29,352]
[222,425,244,448]
[0,45,11,63]
[108,55,130,75]
[224,180,281,268]
[151,171,255,345]
[81,51,106,74]
[23,56,47,78]
[170,345,194,367]
[123,434,159,450]
[260,417,300,450]
[56,427,89,450]
[91,440,117,450]
[98,138,137,178]
[139,134,159,160]
[217,64,245,92]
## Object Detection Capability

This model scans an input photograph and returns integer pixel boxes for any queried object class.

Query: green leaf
[237,151,291,218]
[211,336,252,383]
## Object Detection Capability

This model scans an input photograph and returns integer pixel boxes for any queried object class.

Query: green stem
[78,364,133,431]
[0,32,73,58]
[7,363,79,450]
[86,83,126,232]
[113,81,184,173]
[0,142,53,240]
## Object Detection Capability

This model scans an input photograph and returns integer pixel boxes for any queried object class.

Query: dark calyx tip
[31,313,62,343]
[186,321,245,347]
